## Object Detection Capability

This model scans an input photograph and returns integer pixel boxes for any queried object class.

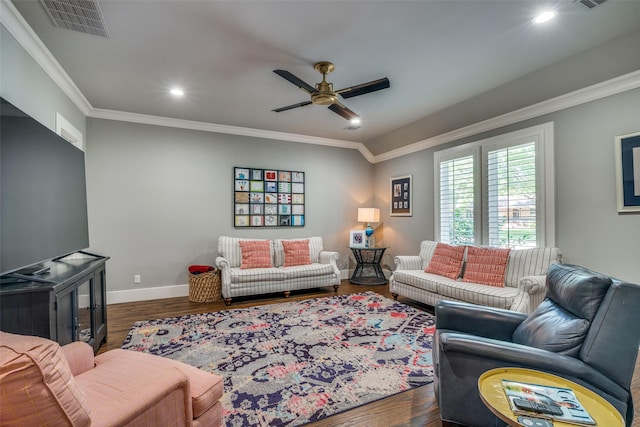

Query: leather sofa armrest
[438,331,627,402]
[436,300,527,342]
[394,255,423,271]
[61,341,95,376]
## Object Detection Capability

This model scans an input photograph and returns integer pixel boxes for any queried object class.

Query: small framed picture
[349,230,366,248]
[390,174,413,216]
[614,131,640,213]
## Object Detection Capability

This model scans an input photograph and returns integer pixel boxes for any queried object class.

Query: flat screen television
[1,97,89,277]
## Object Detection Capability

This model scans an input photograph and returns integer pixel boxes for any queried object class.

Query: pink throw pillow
[239,240,272,269]
[282,239,312,267]
[424,243,465,279]
[462,246,511,287]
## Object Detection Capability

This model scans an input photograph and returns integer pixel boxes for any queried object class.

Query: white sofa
[389,240,562,314]
[215,236,340,304]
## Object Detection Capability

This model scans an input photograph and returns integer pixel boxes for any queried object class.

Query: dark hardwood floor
[100,280,640,427]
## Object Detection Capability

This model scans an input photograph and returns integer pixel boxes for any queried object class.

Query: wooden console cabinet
[0,252,109,353]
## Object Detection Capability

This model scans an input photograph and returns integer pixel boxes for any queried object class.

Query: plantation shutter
[486,142,537,248]
[439,155,475,245]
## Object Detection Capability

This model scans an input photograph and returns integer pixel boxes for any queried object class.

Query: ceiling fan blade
[272,101,312,113]
[328,103,359,121]
[274,70,317,94]
[337,77,390,99]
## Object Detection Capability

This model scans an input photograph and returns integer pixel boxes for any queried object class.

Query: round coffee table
[478,367,624,427]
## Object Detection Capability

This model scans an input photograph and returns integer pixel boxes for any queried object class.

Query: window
[434,122,555,248]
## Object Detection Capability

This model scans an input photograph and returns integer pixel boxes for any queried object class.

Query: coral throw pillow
[239,240,272,269]
[282,239,312,267]
[424,243,465,279]
[462,246,511,287]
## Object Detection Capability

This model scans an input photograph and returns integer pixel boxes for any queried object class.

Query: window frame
[434,122,555,247]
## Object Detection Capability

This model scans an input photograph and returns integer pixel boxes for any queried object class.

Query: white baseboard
[106,270,388,305]
[107,284,189,305]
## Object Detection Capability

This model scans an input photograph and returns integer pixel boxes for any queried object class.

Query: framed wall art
[614,131,640,213]
[390,174,412,216]
[349,230,366,248]
[234,167,305,227]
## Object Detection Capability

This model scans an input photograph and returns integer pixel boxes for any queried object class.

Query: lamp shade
[358,208,380,223]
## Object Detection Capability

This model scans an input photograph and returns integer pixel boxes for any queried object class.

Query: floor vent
[40,0,109,38]
[573,0,608,9]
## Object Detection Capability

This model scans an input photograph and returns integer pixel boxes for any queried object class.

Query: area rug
[122,292,435,426]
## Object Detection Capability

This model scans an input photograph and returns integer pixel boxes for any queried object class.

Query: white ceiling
[9,0,640,153]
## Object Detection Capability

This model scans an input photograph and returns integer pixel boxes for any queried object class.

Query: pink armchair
[0,331,223,426]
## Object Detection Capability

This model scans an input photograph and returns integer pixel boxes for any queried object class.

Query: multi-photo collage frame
[234,167,305,227]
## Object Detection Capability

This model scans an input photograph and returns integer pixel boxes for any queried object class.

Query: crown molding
[4,1,638,165]
[88,108,375,162]
[372,69,640,163]
[1,0,91,115]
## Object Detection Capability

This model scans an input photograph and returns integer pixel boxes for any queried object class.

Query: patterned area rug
[122,292,435,426]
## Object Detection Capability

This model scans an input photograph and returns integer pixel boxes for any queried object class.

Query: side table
[349,247,388,285]
[478,367,624,427]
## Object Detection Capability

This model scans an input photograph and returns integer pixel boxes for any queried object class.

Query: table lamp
[358,208,380,247]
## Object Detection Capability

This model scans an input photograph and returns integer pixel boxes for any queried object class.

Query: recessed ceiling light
[350,118,361,125]
[169,87,184,97]
[533,10,556,24]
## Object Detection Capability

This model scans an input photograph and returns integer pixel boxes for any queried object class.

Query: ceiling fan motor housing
[312,62,337,105]
[311,84,337,105]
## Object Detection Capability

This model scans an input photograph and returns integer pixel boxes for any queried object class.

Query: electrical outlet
[134,275,141,284]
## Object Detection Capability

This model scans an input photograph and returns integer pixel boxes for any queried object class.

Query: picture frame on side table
[614,131,640,213]
[349,230,366,248]
[390,174,413,216]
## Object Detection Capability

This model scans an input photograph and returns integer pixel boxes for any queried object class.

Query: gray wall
[85,118,373,295]
[374,88,640,283]
[0,26,85,136]
[3,18,639,299]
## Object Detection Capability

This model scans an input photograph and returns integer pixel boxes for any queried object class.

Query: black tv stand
[15,263,50,276]
[0,252,109,353]
[6,273,55,284]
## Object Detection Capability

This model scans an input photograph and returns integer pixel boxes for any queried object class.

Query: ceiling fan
[272,61,390,121]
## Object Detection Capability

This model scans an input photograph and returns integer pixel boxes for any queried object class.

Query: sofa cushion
[424,243,465,279]
[512,299,590,357]
[392,270,449,294]
[239,240,273,269]
[418,240,439,270]
[273,237,323,266]
[437,280,518,310]
[218,236,271,268]
[0,332,92,427]
[230,267,287,284]
[462,247,511,287]
[504,246,562,287]
[282,263,335,279]
[282,239,312,267]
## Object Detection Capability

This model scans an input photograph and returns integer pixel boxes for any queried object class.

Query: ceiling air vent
[573,0,608,9]
[40,0,109,38]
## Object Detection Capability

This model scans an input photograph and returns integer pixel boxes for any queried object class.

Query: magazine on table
[502,379,596,426]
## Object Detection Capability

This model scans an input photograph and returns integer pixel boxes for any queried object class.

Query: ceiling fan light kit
[272,61,390,121]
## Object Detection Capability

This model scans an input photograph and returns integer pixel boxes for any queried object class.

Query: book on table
[502,379,596,426]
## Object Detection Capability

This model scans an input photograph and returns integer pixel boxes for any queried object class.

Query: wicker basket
[188,270,221,302]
